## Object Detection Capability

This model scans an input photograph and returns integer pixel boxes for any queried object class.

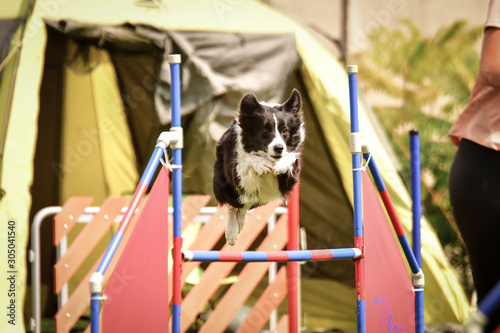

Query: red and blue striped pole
[362,148,425,332]
[288,186,300,333]
[347,65,366,333]
[182,248,362,262]
[90,144,165,333]
[168,54,183,333]
[361,151,421,274]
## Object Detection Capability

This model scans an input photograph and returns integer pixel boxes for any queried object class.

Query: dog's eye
[280,127,289,139]
[261,126,271,134]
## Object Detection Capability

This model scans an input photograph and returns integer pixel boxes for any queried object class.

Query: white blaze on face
[268,113,287,156]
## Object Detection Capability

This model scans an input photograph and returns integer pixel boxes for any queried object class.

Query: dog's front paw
[225,227,238,246]
[226,206,239,246]
[253,158,274,175]
[273,153,297,175]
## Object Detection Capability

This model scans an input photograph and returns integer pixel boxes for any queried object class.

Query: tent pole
[346,65,366,333]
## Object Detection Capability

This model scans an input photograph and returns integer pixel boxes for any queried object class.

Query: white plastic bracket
[167,54,181,64]
[361,140,370,154]
[350,133,362,154]
[346,65,358,74]
[181,250,193,261]
[169,127,183,149]
[89,272,104,294]
[91,294,108,301]
[353,247,363,259]
[157,128,183,150]
[412,269,425,288]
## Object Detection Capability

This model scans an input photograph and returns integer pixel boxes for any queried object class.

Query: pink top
[449,0,500,150]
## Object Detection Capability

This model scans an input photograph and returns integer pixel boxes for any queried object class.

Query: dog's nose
[273,144,284,155]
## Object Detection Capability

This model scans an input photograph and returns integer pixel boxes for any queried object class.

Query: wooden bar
[180,206,227,285]
[55,200,145,333]
[167,195,211,305]
[275,315,289,333]
[54,197,129,293]
[176,201,281,333]
[199,214,288,333]
[235,267,287,333]
[53,197,93,246]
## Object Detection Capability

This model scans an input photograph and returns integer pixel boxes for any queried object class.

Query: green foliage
[351,19,482,245]
[351,19,482,297]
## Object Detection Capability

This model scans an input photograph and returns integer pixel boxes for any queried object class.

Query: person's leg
[449,139,500,331]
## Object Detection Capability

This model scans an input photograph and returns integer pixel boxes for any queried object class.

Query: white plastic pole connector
[353,248,363,259]
[412,269,425,288]
[169,127,184,149]
[361,139,370,155]
[463,310,488,333]
[350,132,362,154]
[89,272,104,294]
[157,129,184,150]
[181,250,193,261]
[167,54,181,64]
[346,65,358,74]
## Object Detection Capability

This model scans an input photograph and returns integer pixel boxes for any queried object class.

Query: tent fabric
[59,40,139,203]
[0,2,30,20]
[0,0,471,331]
[0,4,41,333]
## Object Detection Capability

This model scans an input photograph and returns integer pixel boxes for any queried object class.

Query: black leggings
[449,139,500,331]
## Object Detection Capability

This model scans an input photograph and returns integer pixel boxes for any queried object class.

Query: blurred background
[0,0,491,332]
[271,0,489,301]
[266,0,487,299]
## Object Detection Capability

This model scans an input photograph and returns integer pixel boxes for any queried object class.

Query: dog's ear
[283,89,301,115]
[239,92,262,115]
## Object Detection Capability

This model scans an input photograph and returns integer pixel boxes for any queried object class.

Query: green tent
[0,0,470,331]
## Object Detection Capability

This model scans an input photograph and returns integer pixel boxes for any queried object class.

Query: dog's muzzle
[271,144,284,159]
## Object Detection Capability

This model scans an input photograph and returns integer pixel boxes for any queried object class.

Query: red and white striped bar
[182,248,362,262]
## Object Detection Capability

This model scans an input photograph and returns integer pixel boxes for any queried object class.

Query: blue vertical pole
[90,293,100,333]
[410,129,422,266]
[347,65,365,333]
[169,54,183,333]
[410,129,424,333]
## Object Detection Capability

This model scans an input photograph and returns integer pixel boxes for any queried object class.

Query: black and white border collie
[213,89,305,245]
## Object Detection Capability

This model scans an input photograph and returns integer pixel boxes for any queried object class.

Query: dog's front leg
[247,155,273,175]
[236,208,247,234]
[226,205,239,246]
[273,153,298,175]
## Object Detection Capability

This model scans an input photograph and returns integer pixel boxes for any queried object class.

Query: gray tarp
[42,21,355,284]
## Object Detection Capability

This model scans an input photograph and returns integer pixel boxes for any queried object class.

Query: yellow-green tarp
[0,0,470,332]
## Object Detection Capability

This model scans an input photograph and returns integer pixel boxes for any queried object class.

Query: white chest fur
[236,166,282,207]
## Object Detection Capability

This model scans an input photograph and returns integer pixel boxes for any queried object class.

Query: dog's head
[237,89,305,159]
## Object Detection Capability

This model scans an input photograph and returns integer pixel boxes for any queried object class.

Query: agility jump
[87,56,425,332]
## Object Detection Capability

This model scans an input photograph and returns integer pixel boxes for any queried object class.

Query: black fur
[213,89,305,245]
